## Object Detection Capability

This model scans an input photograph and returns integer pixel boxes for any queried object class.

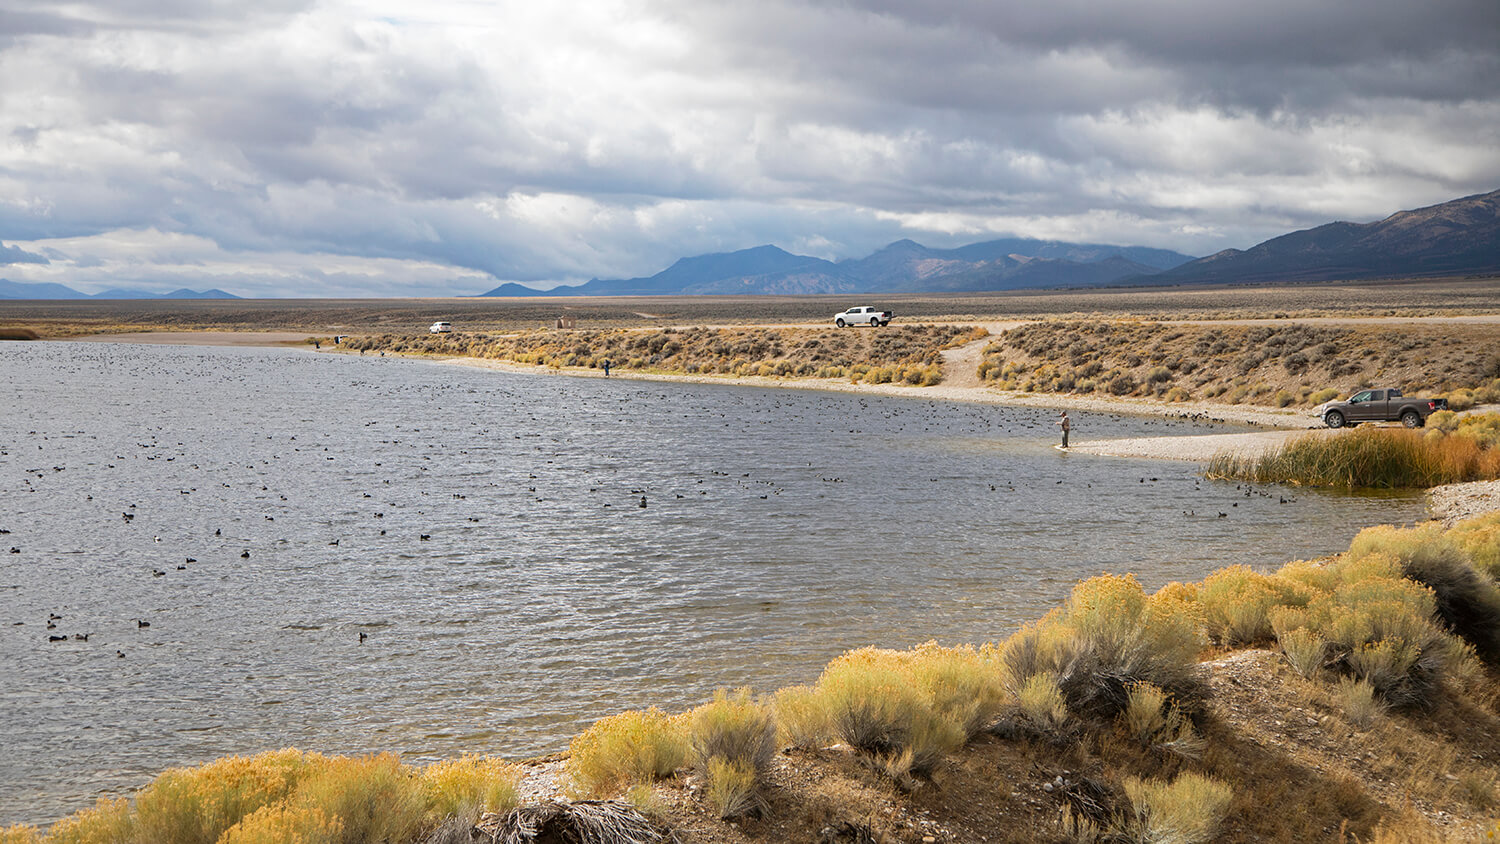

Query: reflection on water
[0,342,1425,824]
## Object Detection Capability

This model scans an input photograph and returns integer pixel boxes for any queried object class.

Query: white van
[429,321,452,334]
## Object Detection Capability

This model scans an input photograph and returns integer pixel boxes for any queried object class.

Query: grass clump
[215,805,342,844]
[1120,682,1203,759]
[813,646,970,779]
[1207,427,1500,488]
[771,685,830,749]
[1198,565,1309,646]
[1002,574,1206,721]
[419,755,520,824]
[1015,672,1069,729]
[1120,772,1233,844]
[566,708,688,798]
[0,827,41,844]
[1334,676,1385,729]
[292,753,427,844]
[703,758,760,820]
[1276,627,1328,678]
[687,688,776,776]
[129,749,314,844]
[686,688,776,818]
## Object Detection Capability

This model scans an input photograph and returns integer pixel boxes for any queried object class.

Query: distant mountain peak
[1153,188,1500,284]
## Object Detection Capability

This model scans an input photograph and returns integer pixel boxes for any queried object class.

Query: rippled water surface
[0,342,1426,823]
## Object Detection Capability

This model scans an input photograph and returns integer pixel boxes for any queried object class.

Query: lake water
[0,342,1426,824]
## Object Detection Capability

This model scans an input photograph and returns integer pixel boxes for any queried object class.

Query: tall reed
[1206,428,1500,488]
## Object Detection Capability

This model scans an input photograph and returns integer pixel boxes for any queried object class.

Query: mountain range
[482,238,1197,297]
[0,280,240,300]
[483,188,1500,296]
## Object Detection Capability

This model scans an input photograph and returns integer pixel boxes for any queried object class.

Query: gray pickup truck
[1314,388,1448,429]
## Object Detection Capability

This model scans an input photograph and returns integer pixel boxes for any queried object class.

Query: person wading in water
[1056,410,1071,449]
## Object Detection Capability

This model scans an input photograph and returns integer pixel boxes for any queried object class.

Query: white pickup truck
[834,306,893,327]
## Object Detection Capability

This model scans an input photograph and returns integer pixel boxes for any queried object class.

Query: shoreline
[424,351,1315,429]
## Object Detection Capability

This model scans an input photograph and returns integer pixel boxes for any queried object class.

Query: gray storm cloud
[0,0,1495,296]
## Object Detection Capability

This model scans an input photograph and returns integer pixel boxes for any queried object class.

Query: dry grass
[419,755,521,822]
[566,708,689,798]
[1121,772,1233,844]
[1002,574,1206,721]
[340,324,974,385]
[979,319,1500,407]
[771,685,831,749]
[685,688,776,819]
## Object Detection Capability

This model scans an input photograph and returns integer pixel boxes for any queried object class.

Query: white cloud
[0,0,1495,295]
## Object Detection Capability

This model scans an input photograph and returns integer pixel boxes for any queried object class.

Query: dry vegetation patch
[979,320,1500,408]
[340,325,986,386]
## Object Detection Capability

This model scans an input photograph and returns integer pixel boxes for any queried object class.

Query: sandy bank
[1065,429,1331,461]
[65,331,316,346]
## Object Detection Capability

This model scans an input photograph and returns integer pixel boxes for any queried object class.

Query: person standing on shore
[1056,410,1071,449]
[602,358,612,377]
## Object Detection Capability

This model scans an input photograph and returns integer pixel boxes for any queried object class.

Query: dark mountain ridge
[1150,188,1500,285]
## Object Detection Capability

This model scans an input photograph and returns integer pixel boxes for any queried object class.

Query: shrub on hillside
[566,708,688,798]
[688,689,775,769]
[420,755,520,823]
[1198,566,1310,646]
[1345,524,1500,664]
[130,749,314,844]
[814,647,967,778]
[291,753,427,844]
[1121,772,1233,844]
[1447,512,1500,581]
[1002,575,1206,721]
[1271,552,1452,708]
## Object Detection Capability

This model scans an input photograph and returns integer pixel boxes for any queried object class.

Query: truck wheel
[1324,411,1345,429]
[870,317,880,326]
[1400,410,1422,428]
[835,319,845,328]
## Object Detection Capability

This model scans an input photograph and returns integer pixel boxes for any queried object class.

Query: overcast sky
[1,0,1497,296]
